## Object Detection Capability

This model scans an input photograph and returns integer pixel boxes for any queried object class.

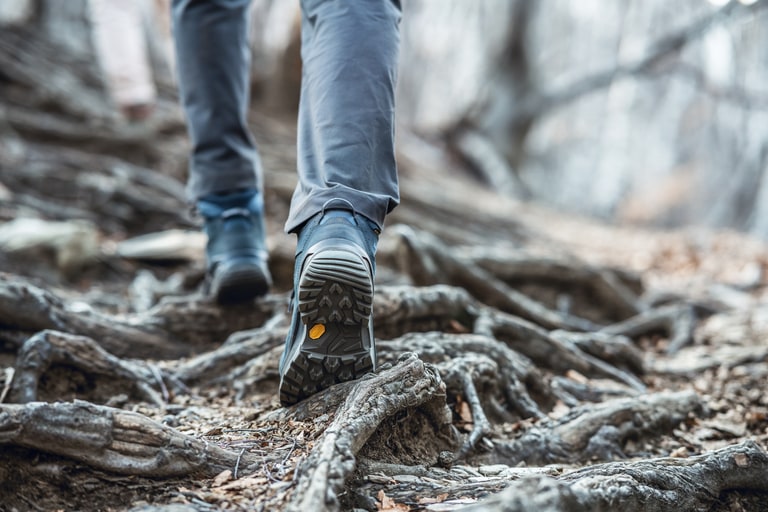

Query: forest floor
[1,84,768,510]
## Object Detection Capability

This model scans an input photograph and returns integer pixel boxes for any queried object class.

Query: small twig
[234,448,245,480]
[281,438,298,466]
[503,379,545,419]
[457,370,493,460]
[263,461,280,483]
[292,455,304,484]
[19,494,47,512]
[223,427,277,434]
[278,438,299,479]
[357,458,452,479]
[441,357,495,460]
[600,304,696,354]
[147,363,170,403]
[0,367,14,403]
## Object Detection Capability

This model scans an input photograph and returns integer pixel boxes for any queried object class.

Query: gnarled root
[286,353,455,512]
[465,440,768,512]
[493,390,704,465]
[0,400,257,478]
[9,329,184,406]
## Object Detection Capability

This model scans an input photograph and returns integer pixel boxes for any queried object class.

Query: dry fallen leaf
[733,453,749,467]
[417,493,449,505]
[448,319,469,333]
[204,426,223,436]
[669,446,688,458]
[565,369,588,384]
[218,476,270,491]
[457,397,473,425]
[212,469,232,488]
[377,489,410,511]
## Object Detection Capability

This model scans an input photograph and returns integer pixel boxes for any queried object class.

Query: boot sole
[211,261,271,304]
[279,249,374,405]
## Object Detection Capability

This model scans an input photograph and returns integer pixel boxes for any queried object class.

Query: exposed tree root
[379,332,551,422]
[390,225,602,331]
[0,26,111,121]
[0,273,280,358]
[286,353,455,512]
[552,330,644,375]
[0,273,178,358]
[173,323,287,385]
[0,400,258,478]
[477,311,646,391]
[9,329,183,406]
[492,390,703,465]
[549,375,638,406]
[375,285,646,390]
[457,249,643,321]
[0,255,733,511]
[652,342,768,375]
[0,134,190,246]
[465,440,768,512]
[601,303,698,353]
[372,284,478,339]
[138,294,282,349]
[443,356,497,458]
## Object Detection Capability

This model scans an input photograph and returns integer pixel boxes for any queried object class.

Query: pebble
[468,476,499,483]
[478,464,509,476]
[451,465,482,477]
[393,474,422,483]
[367,474,393,484]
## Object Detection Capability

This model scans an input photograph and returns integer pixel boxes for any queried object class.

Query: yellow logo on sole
[309,324,326,339]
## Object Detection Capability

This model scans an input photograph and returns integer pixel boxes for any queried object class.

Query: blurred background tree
[3,0,768,238]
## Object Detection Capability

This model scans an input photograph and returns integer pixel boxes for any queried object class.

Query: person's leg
[172,0,271,303]
[285,0,402,233]
[279,0,402,405]
[172,0,261,199]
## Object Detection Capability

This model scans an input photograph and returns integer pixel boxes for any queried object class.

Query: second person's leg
[172,0,271,303]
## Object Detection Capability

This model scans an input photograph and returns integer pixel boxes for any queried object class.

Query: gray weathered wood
[0,400,258,477]
[465,441,768,512]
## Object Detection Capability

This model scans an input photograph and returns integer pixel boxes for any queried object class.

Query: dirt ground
[1,91,768,510]
[2,189,767,511]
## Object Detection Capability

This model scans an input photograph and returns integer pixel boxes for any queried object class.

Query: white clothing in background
[88,0,156,110]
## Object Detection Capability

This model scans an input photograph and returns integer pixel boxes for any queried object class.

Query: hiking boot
[278,208,379,406]
[198,189,272,304]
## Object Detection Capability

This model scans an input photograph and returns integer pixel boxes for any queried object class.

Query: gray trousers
[172,0,401,233]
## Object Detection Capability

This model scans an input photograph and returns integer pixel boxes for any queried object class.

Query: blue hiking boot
[198,189,272,304]
[278,208,379,406]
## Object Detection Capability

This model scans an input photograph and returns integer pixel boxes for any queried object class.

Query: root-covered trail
[1,23,768,512]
